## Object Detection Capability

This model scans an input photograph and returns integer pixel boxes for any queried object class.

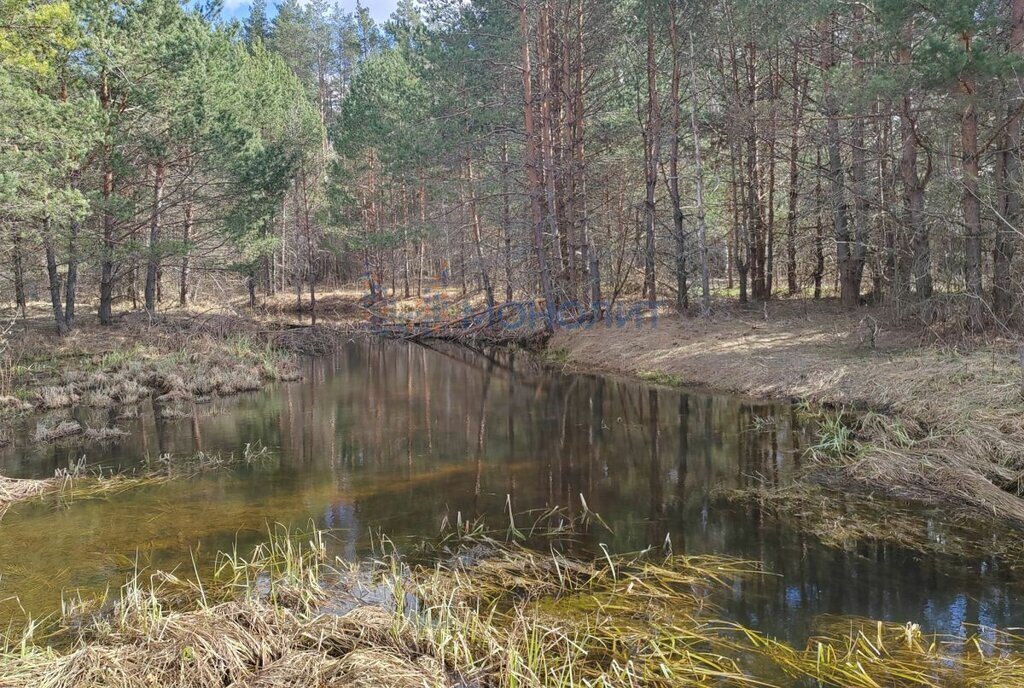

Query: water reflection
[0,339,1021,644]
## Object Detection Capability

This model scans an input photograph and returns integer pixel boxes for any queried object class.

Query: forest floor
[551,298,1024,529]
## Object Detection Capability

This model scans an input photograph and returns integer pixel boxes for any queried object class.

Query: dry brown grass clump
[32,419,83,442]
[4,524,1024,687]
[0,395,32,413]
[0,525,455,688]
[2,310,306,422]
[721,481,1024,564]
[30,420,128,444]
[82,426,129,442]
[0,475,52,510]
[35,385,80,410]
[802,405,1024,526]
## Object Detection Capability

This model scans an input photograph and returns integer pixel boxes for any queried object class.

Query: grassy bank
[3,525,1023,687]
[0,306,307,431]
[551,300,1024,529]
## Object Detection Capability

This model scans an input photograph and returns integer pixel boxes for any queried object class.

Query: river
[0,338,1020,644]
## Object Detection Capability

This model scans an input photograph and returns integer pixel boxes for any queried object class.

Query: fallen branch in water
[362,300,583,347]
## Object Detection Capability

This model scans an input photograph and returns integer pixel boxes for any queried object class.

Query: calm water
[0,339,1021,643]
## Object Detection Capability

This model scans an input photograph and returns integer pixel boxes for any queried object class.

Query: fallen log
[363,300,558,346]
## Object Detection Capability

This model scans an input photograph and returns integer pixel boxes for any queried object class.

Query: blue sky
[222,0,400,23]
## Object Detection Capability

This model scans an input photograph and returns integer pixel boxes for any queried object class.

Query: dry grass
[0,476,52,510]
[4,523,1024,688]
[737,617,1024,688]
[720,480,1024,564]
[82,426,129,442]
[257,287,370,320]
[0,524,764,688]
[12,336,298,419]
[0,445,275,515]
[553,299,1024,526]
[32,419,83,442]
[0,305,309,424]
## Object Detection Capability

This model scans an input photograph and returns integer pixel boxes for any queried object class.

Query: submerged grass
[736,617,1024,688]
[3,521,1024,687]
[789,400,1024,528]
[721,403,1024,560]
[0,444,277,515]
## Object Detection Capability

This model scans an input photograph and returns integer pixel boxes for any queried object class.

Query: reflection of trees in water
[2,338,1020,644]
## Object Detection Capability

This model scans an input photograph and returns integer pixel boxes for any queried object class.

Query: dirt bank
[551,299,1024,527]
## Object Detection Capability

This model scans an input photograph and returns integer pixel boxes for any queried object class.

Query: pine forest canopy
[2,0,1024,334]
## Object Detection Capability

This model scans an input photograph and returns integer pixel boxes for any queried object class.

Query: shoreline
[549,299,1024,529]
[5,293,1024,532]
[0,308,329,426]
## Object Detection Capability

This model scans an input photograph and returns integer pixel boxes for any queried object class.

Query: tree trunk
[899,22,930,300]
[643,15,660,311]
[847,5,869,305]
[12,229,25,317]
[764,53,779,300]
[98,70,115,325]
[500,138,515,303]
[144,161,165,312]
[786,64,807,296]
[43,221,68,337]
[994,0,1024,320]
[814,147,825,299]
[590,252,601,320]
[572,1,590,310]
[961,33,984,330]
[689,32,711,315]
[744,42,762,301]
[732,139,749,304]
[180,198,193,306]
[309,273,317,325]
[821,20,855,307]
[519,0,558,330]
[667,2,687,311]
[467,156,495,312]
[65,218,79,326]
[538,2,565,289]
[419,184,426,298]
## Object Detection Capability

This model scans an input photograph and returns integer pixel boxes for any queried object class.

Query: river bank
[5,292,1024,532]
[550,299,1024,529]
[0,307,314,430]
